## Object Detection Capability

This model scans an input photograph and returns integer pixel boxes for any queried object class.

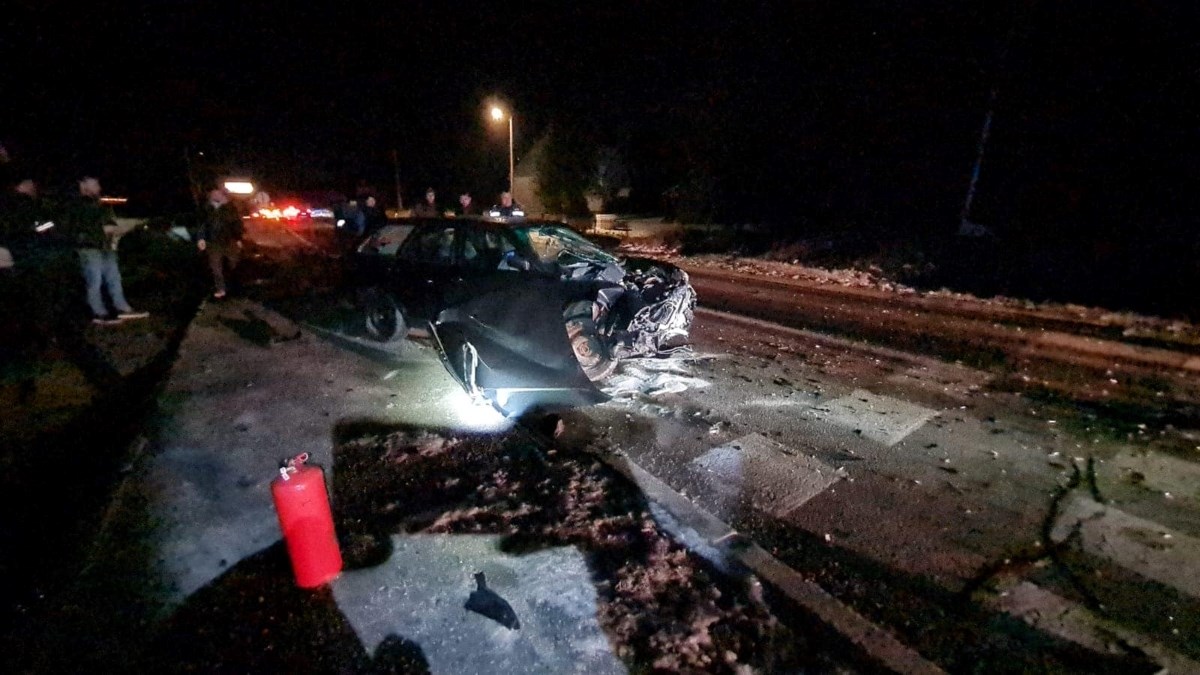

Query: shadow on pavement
[219,308,304,347]
[139,542,430,674]
[0,234,209,670]
[745,507,1164,673]
[325,416,829,674]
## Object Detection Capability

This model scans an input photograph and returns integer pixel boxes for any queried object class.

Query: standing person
[1,177,74,331]
[197,187,244,299]
[488,191,524,217]
[1,178,45,254]
[456,192,477,216]
[62,176,148,324]
[362,194,387,234]
[412,187,439,217]
[334,198,365,251]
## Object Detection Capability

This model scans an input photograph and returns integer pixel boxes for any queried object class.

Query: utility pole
[392,148,403,211]
[958,6,1029,237]
[184,146,200,207]
[958,88,997,237]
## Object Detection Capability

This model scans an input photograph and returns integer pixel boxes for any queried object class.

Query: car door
[392,222,464,320]
[430,223,603,411]
[441,223,524,301]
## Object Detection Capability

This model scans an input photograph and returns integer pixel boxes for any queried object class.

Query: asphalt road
[686,266,1200,424]
[566,307,1200,671]
[233,218,1200,670]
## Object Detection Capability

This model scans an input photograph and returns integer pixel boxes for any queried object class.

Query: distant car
[347,217,697,414]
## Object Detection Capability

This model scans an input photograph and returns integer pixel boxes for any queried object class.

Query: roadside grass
[0,226,207,634]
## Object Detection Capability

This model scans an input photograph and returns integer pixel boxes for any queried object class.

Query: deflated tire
[564,301,617,382]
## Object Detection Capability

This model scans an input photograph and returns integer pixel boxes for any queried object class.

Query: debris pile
[334,426,807,673]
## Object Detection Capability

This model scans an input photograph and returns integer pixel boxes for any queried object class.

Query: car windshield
[511,224,618,265]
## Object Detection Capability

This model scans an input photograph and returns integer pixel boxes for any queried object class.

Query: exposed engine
[581,263,697,360]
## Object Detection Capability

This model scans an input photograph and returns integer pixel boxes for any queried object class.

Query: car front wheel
[363,289,407,343]
[564,301,617,382]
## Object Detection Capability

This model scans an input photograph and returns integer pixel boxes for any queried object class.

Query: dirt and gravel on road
[136,424,849,673]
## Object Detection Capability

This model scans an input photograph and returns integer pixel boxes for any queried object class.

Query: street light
[490,105,514,195]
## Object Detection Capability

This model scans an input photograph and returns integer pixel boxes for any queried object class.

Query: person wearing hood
[412,187,440,217]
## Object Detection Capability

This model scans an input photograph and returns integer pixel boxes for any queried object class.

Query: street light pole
[392,148,403,210]
[506,113,514,196]
[491,104,515,195]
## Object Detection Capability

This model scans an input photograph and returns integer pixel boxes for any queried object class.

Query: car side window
[398,226,458,265]
[461,226,518,271]
[359,224,414,256]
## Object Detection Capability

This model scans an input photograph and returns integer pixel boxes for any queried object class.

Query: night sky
[3,1,1198,243]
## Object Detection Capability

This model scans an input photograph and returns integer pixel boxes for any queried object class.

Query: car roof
[385,216,569,230]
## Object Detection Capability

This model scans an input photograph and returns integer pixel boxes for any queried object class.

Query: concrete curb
[516,423,945,674]
[606,453,945,675]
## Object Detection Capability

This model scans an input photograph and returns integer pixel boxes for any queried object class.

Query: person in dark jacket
[487,191,524,217]
[1,177,76,358]
[456,192,478,216]
[0,178,45,250]
[362,195,387,233]
[334,198,366,252]
[62,176,147,324]
[197,187,244,299]
[411,187,440,217]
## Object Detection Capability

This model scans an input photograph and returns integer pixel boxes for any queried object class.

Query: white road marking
[739,398,814,408]
[1052,496,1200,599]
[1106,450,1200,505]
[989,580,1199,673]
[803,388,939,446]
[690,433,843,518]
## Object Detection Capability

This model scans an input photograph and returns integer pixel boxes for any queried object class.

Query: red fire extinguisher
[271,453,343,588]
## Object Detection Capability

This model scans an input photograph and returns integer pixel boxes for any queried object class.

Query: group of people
[329,187,524,252]
[1,174,149,329]
[333,193,387,241]
[410,187,524,218]
[0,172,254,348]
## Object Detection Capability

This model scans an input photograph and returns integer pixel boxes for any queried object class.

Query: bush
[679,227,740,255]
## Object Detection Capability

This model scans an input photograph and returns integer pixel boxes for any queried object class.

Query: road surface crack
[962,458,1105,611]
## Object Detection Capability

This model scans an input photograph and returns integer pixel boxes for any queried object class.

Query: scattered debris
[464,571,520,630]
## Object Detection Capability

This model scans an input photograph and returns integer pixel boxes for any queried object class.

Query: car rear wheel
[564,301,617,382]
[363,289,407,343]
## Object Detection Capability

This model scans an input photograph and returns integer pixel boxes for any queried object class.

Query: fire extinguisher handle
[279,452,312,481]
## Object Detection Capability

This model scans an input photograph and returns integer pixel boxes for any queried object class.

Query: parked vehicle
[347,217,697,414]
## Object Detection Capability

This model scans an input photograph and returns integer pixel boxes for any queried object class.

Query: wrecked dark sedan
[347,217,696,413]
